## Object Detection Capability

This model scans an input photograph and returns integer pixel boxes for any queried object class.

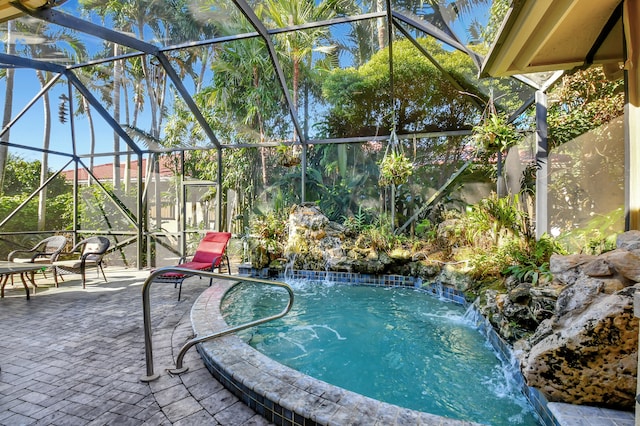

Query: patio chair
[152,232,232,300]
[52,236,110,289]
[8,235,68,283]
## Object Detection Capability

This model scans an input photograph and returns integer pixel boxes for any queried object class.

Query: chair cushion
[156,261,212,278]
[191,232,231,265]
[54,259,99,270]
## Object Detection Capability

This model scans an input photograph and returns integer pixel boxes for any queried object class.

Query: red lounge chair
[152,232,232,300]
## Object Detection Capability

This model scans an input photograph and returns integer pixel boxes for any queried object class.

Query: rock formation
[513,233,640,409]
[269,204,639,409]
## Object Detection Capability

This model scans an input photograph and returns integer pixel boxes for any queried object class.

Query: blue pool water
[221,280,540,426]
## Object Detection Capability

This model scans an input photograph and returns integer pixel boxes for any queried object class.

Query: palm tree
[73,61,112,186]
[10,18,86,230]
[261,0,340,116]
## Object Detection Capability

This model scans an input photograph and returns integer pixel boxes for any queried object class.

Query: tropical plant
[354,213,397,251]
[415,218,438,241]
[276,144,302,167]
[464,193,528,247]
[378,150,413,187]
[502,235,564,285]
[321,37,481,138]
[472,111,519,154]
[555,207,624,254]
[261,0,341,113]
[249,208,289,268]
[341,205,377,236]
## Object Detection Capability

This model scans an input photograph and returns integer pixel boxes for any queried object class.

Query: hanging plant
[472,111,520,154]
[276,144,301,167]
[378,150,413,186]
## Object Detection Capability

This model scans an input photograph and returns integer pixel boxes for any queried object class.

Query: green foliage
[502,235,564,285]
[378,151,413,187]
[415,219,437,242]
[249,208,288,260]
[455,193,565,284]
[341,206,371,235]
[464,193,529,247]
[0,155,73,232]
[0,196,38,231]
[480,0,511,44]
[2,154,70,197]
[556,207,623,254]
[472,112,520,154]
[467,249,510,280]
[547,68,624,149]
[353,213,400,252]
[321,37,480,137]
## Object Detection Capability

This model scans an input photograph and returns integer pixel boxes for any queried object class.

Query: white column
[624,0,640,231]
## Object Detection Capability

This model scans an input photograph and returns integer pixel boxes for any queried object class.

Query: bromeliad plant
[378,129,413,187]
[378,130,414,232]
[471,95,521,197]
[472,111,520,154]
[378,150,413,186]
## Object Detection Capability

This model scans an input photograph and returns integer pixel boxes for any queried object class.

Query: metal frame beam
[0,51,65,73]
[535,91,549,239]
[0,72,62,140]
[155,52,222,149]
[392,11,484,68]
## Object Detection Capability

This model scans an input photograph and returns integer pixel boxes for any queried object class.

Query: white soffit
[482,0,623,77]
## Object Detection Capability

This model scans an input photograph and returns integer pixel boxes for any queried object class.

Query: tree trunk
[37,70,51,231]
[84,97,96,186]
[376,0,386,49]
[113,50,122,190]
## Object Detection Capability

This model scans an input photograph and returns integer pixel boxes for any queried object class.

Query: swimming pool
[220,280,540,426]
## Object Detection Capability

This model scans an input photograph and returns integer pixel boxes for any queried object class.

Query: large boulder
[517,282,638,409]
[514,236,640,409]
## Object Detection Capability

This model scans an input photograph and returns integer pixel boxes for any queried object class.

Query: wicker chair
[52,236,110,289]
[8,235,68,283]
[152,232,232,300]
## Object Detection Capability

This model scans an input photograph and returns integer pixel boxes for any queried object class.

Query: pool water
[221,280,540,426]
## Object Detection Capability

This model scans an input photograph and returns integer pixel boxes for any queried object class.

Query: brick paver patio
[0,268,271,425]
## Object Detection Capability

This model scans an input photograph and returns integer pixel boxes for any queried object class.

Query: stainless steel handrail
[141,267,294,382]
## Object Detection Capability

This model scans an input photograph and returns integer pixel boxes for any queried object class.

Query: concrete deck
[0,267,635,425]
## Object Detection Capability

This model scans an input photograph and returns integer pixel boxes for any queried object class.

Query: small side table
[0,261,45,300]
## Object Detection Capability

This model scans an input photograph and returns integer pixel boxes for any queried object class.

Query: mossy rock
[389,248,412,262]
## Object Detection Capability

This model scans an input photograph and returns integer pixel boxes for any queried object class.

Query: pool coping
[191,280,484,426]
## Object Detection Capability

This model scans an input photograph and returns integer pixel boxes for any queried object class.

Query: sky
[0,0,492,172]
